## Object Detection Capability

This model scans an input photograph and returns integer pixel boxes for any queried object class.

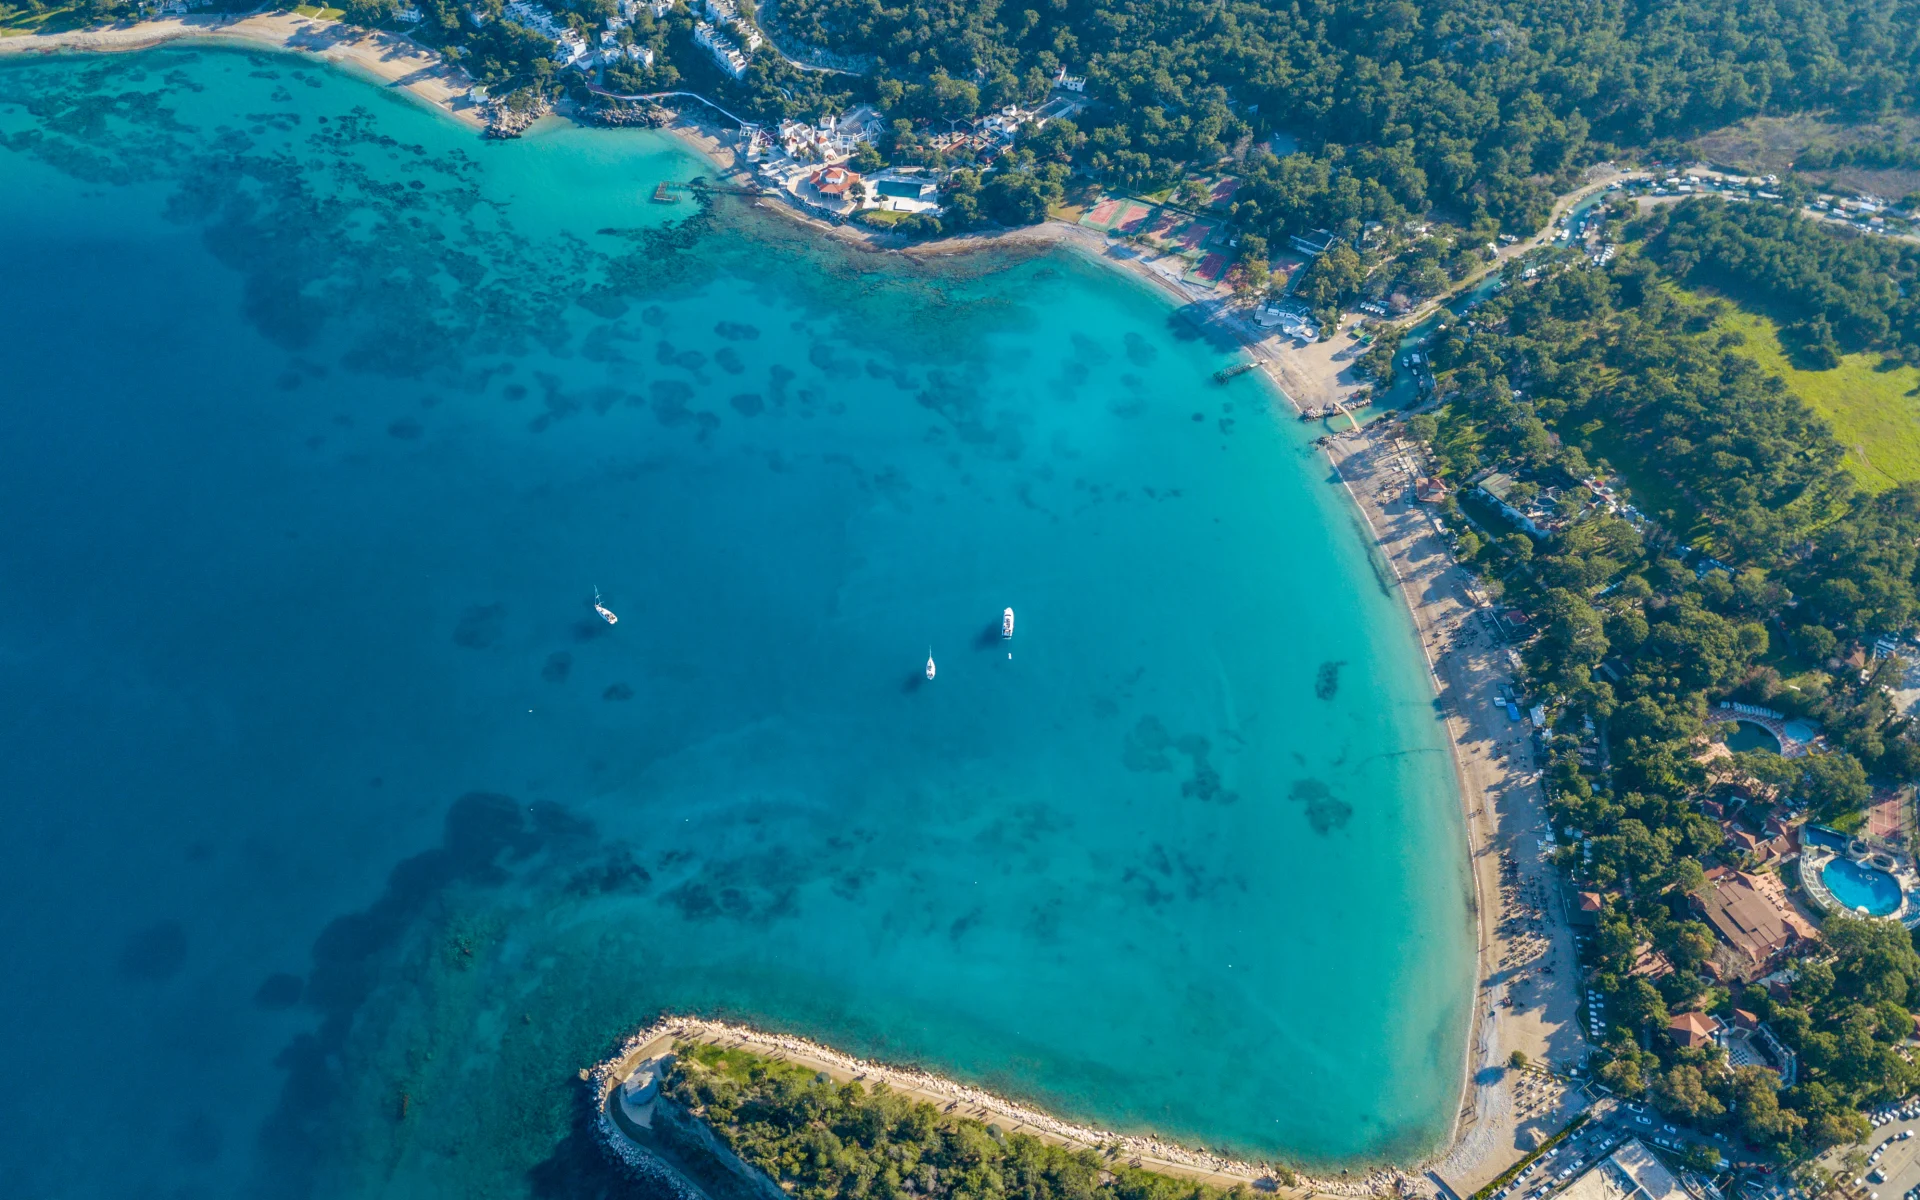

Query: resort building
[804,165,863,212]
[552,28,591,65]
[700,0,765,52]
[599,33,656,67]
[1289,228,1339,256]
[693,21,750,77]
[504,0,566,38]
[1692,865,1816,979]
[1668,1010,1722,1049]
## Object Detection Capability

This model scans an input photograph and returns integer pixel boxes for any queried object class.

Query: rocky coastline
[586,1014,1426,1200]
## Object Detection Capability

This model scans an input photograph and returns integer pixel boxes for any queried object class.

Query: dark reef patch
[714,346,745,374]
[387,417,422,440]
[603,682,634,701]
[541,651,572,682]
[253,972,305,1010]
[1122,716,1236,802]
[729,392,764,416]
[714,320,758,340]
[564,848,651,896]
[118,919,188,981]
[1288,778,1354,834]
[1315,660,1346,701]
[175,1113,223,1166]
[260,793,592,1194]
[1123,330,1158,365]
[453,603,506,649]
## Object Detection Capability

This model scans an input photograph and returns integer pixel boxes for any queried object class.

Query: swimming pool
[1723,719,1783,755]
[1823,857,1904,916]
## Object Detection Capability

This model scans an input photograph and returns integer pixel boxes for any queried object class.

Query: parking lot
[1492,1099,1741,1200]
[1819,1100,1920,1200]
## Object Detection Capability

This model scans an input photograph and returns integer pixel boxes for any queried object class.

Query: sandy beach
[0,11,487,128]
[1318,427,1590,1195]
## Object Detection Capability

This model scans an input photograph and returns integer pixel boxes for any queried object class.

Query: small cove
[0,45,1473,1200]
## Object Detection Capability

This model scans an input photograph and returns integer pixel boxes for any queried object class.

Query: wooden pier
[651,179,767,203]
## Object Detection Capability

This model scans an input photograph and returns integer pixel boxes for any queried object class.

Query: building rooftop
[1560,1140,1688,1200]
[1669,1009,1722,1048]
[1693,866,1811,974]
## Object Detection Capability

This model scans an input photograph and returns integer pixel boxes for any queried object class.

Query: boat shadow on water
[970,621,1004,651]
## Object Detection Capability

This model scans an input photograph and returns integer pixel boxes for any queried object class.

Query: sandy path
[0,12,485,128]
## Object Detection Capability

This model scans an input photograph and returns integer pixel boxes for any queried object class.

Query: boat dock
[1212,361,1257,384]
[1299,395,1374,422]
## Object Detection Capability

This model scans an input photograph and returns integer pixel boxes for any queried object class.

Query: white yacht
[925,648,936,681]
[1002,607,1015,639]
[594,585,618,625]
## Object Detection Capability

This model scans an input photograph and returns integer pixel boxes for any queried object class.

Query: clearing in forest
[1713,306,1920,490]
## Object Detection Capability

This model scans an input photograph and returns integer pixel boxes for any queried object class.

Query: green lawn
[291,5,348,18]
[1714,306,1920,491]
[0,4,87,35]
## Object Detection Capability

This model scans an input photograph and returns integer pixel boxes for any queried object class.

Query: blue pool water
[1824,858,1903,916]
[0,45,1473,1199]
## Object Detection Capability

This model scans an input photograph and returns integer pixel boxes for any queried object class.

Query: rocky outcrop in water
[590,101,671,128]
[484,98,550,139]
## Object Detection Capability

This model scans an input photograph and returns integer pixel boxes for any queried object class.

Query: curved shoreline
[6,18,1580,1187]
[585,1014,1421,1199]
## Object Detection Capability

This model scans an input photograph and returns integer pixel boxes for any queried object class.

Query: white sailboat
[1002,608,1015,639]
[593,585,618,626]
[925,647,936,681]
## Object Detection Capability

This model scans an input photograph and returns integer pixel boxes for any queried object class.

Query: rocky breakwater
[585,1014,1421,1200]
[484,95,551,139]
[589,100,671,128]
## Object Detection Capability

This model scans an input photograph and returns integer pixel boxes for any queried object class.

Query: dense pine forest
[1402,196,1920,1154]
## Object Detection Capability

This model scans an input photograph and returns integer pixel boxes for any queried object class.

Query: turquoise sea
[0,47,1473,1200]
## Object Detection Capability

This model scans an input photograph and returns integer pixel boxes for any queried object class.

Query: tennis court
[1175,219,1220,252]
[1078,197,1125,230]
[1143,209,1187,243]
[1184,252,1230,285]
[1078,197,1157,234]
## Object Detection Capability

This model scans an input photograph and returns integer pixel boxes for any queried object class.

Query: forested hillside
[1652,199,1920,366]
[767,0,1920,232]
[1404,202,1920,1150]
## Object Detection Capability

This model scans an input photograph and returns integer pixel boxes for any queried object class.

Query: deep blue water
[0,46,1472,1200]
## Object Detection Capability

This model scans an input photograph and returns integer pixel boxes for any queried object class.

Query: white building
[552,28,591,65]
[504,0,565,38]
[693,21,748,77]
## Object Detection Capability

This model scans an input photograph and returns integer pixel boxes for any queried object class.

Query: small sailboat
[1002,608,1015,639]
[593,585,618,626]
[925,647,936,681]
